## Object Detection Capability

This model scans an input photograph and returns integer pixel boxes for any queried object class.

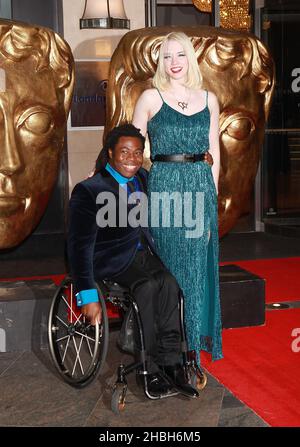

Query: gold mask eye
[17,106,54,136]
[225,118,254,141]
[24,112,53,135]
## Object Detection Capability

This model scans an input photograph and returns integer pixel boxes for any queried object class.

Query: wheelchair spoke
[74,315,83,326]
[56,334,70,343]
[70,283,74,324]
[61,295,82,324]
[74,330,97,343]
[72,335,85,376]
[55,314,68,328]
[62,336,71,363]
[85,337,93,357]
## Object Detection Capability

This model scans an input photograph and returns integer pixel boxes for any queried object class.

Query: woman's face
[162,39,189,82]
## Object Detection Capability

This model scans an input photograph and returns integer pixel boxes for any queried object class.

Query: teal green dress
[147,90,223,365]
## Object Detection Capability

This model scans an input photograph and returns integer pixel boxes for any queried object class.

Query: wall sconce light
[80,0,130,29]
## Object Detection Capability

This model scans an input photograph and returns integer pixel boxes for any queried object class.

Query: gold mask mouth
[0,195,25,217]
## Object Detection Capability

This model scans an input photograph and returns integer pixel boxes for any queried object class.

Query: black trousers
[113,247,182,373]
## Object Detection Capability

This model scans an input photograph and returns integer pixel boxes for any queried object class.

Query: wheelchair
[48,276,207,414]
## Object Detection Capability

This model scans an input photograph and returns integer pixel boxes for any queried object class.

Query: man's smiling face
[108,136,144,178]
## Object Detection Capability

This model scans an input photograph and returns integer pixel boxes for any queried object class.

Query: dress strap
[205,90,208,106]
[156,88,164,103]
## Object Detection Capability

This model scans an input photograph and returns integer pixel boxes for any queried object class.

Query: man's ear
[108,148,113,159]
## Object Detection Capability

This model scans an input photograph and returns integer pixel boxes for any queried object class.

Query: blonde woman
[132,32,223,372]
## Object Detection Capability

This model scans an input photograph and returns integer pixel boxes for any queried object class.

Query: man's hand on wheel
[82,302,102,325]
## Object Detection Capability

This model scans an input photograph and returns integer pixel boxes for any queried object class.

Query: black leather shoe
[159,364,199,398]
[143,372,173,395]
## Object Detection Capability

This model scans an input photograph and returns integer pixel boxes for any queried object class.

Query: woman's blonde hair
[153,32,202,91]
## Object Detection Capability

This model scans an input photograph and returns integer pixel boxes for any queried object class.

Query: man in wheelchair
[68,124,209,398]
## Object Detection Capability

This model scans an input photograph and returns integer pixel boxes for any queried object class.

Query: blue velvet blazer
[68,167,155,293]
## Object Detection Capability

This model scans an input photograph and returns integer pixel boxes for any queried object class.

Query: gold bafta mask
[0,19,74,249]
[105,26,275,237]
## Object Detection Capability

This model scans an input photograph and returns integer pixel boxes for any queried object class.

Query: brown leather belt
[152,153,206,163]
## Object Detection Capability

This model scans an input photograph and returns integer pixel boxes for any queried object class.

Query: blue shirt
[105,162,134,184]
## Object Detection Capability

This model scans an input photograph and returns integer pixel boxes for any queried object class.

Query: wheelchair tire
[190,368,208,391]
[111,383,127,415]
[48,277,109,388]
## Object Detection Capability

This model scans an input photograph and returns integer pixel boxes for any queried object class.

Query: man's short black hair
[95,124,145,173]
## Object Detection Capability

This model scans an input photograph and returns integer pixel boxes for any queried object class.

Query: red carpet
[221,257,300,303]
[202,256,300,426]
[203,309,300,426]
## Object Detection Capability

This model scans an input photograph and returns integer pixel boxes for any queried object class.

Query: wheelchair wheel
[190,368,208,391]
[48,278,109,388]
[111,383,127,415]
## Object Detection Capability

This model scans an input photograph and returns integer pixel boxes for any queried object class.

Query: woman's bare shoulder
[136,88,161,110]
[206,90,219,111]
[139,88,158,100]
[206,90,219,103]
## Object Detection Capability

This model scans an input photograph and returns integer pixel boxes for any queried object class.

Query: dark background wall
[12,0,63,30]
[265,0,300,8]
[157,4,210,27]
